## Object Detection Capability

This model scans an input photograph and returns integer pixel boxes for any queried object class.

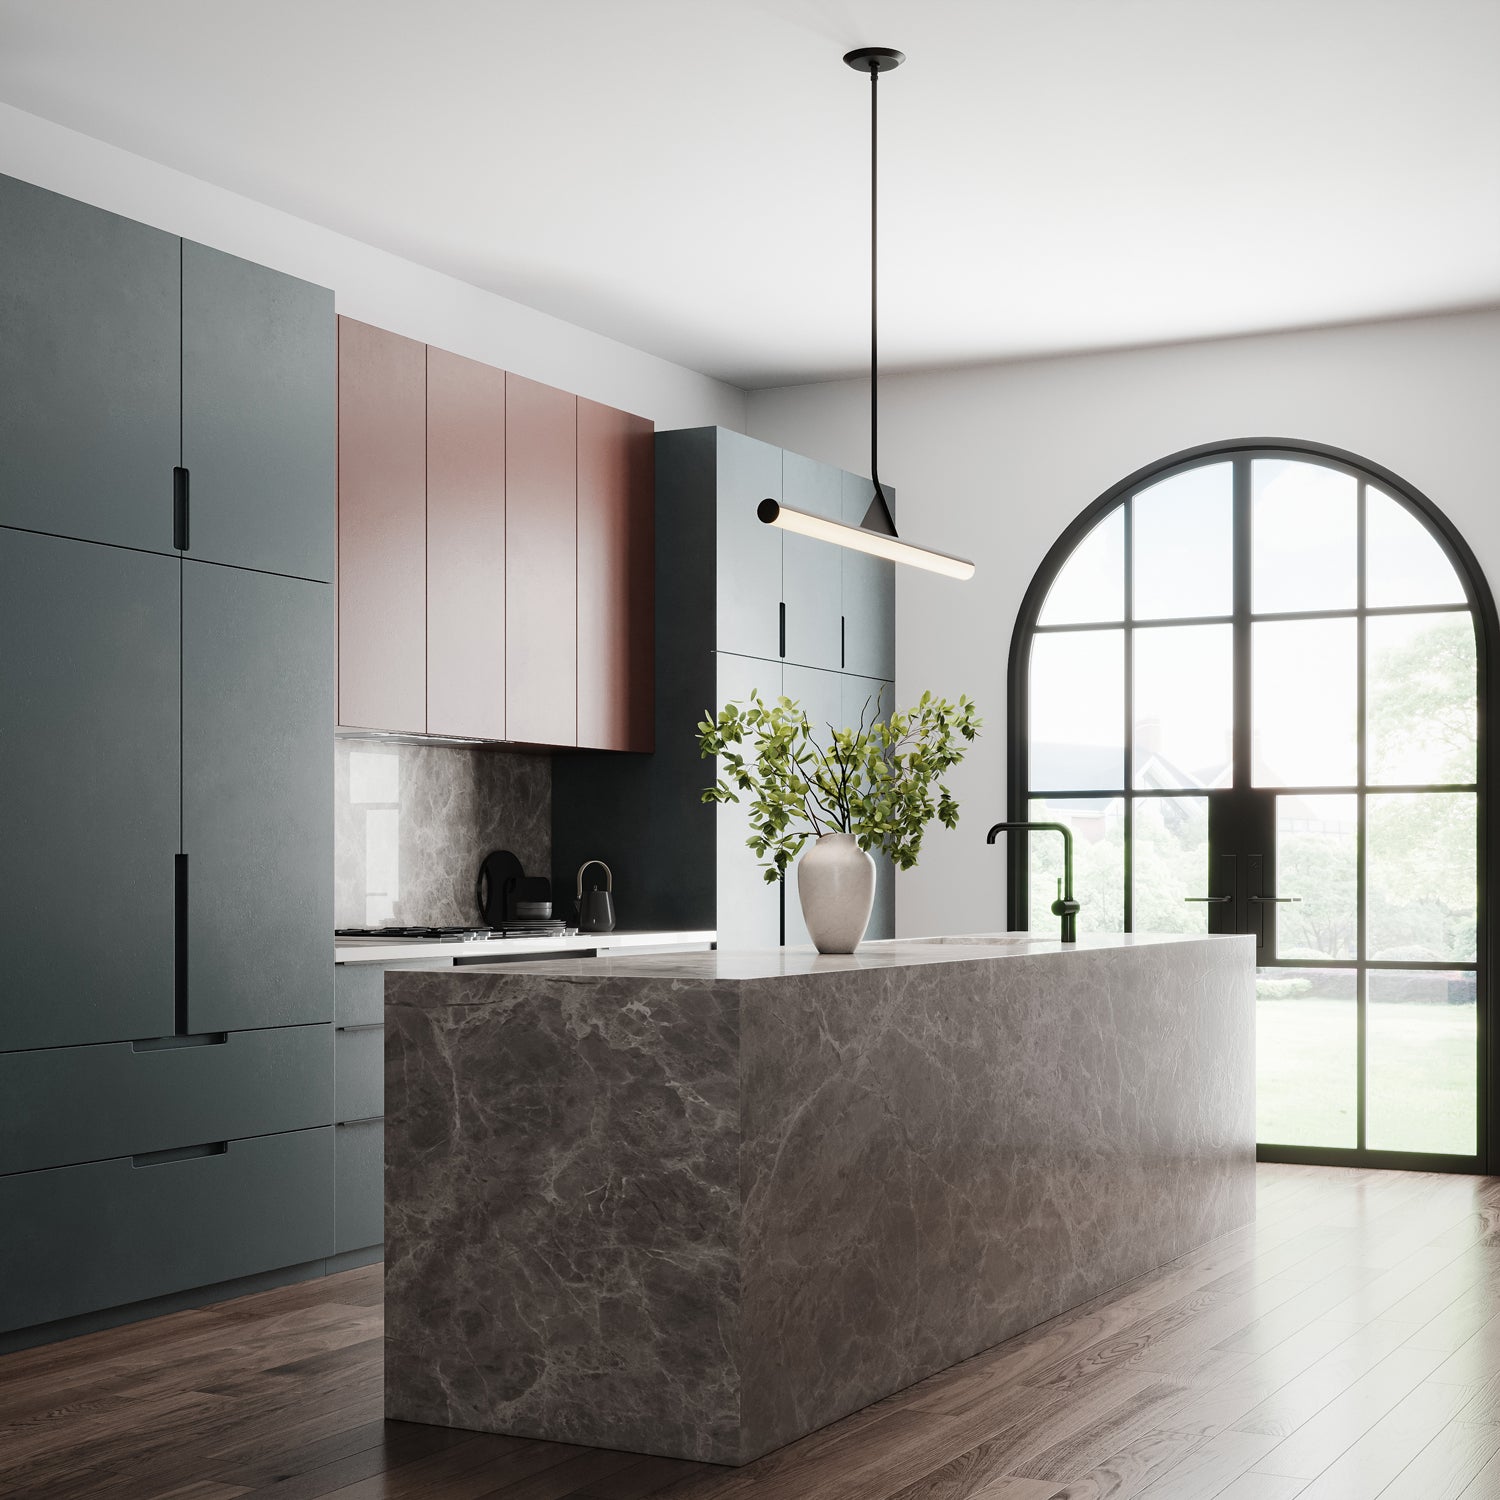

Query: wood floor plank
[4,1167,1500,1500]
[1378,1419,1500,1500]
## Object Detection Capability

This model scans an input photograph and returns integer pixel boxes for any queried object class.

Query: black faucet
[986,821,1081,943]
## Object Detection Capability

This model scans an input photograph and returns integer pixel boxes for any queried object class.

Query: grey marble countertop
[422,930,1244,986]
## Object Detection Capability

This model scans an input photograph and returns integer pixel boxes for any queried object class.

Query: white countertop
[334,928,716,965]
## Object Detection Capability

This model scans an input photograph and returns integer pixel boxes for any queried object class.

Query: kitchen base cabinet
[335,1119,383,1256]
[0,1027,333,1177]
[0,1128,335,1335]
[334,1024,383,1127]
[0,529,180,1050]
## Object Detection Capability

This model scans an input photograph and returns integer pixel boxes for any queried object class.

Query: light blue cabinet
[840,471,897,680]
[553,427,897,949]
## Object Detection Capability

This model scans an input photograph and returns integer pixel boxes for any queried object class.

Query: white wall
[748,309,1500,938]
[0,103,745,432]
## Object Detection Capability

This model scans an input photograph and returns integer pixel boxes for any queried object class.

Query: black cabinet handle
[779,601,786,658]
[174,853,188,1035]
[173,467,190,551]
[132,1032,227,1052]
[336,1023,384,1034]
[133,1141,226,1168]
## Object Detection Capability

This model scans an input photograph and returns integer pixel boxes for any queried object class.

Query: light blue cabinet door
[842,673,897,941]
[840,471,896,680]
[782,664,846,948]
[714,652,782,950]
[782,452,843,670]
[714,431,783,662]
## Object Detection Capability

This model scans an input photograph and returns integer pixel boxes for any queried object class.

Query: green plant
[698,689,982,882]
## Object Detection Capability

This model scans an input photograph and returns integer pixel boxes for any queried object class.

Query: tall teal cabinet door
[183,562,334,1032]
[782,664,846,949]
[0,530,180,1048]
[0,174,180,554]
[715,652,783,950]
[182,242,336,582]
[782,453,843,670]
[715,431,783,662]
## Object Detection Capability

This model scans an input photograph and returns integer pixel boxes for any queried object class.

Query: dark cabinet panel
[781,453,843,671]
[842,673,897,941]
[335,1119,383,1254]
[0,530,179,1050]
[0,174,179,554]
[505,373,577,747]
[841,471,896,680]
[181,242,335,581]
[337,317,426,733]
[335,1025,383,1124]
[714,652,783,951]
[0,1128,335,1335]
[715,431,783,662]
[426,347,506,740]
[183,561,333,1032]
[577,399,654,751]
[0,1027,333,1176]
[782,664,847,949]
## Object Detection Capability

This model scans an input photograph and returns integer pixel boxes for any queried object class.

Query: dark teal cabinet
[183,561,334,1033]
[0,530,180,1049]
[0,174,180,554]
[0,1129,335,1335]
[182,242,336,582]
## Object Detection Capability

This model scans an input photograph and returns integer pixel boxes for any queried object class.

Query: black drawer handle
[133,1141,227,1168]
[336,1117,383,1128]
[132,1032,228,1052]
[336,1023,385,1034]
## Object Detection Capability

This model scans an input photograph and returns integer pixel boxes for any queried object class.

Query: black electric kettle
[575,860,615,933]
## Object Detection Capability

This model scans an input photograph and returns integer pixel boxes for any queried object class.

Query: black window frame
[1007,437,1499,1173]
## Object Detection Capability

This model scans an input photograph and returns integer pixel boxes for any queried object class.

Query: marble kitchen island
[383,932,1255,1465]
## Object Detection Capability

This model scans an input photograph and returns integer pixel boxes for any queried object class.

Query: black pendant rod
[869,57,880,499]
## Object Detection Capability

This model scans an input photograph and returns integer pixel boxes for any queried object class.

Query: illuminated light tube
[757,499,975,581]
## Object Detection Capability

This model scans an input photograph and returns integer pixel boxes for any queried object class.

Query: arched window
[1007,440,1496,1172]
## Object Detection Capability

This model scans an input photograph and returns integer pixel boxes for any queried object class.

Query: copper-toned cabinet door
[577,399,654,751]
[337,317,426,733]
[505,373,577,747]
[427,348,506,740]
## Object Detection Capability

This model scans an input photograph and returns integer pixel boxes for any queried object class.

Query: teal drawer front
[335,1119,383,1254]
[0,1025,333,1176]
[0,1127,335,1334]
[334,1025,383,1124]
[334,963,384,1026]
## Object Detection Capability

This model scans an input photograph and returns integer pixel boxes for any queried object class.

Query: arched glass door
[1008,441,1491,1171]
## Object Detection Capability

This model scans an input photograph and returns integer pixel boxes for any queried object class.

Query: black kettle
[575,860,615,933]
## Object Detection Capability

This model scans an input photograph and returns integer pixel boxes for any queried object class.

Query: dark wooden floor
[8,1165,1500,1498]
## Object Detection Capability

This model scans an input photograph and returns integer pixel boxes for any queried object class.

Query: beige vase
[797,833,877,954]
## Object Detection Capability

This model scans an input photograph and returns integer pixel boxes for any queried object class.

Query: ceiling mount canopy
[758,45,974,583]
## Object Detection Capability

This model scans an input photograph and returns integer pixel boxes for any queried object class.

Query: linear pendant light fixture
[757,46,975,583]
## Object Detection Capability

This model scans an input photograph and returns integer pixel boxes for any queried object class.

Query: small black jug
[575,860,616,933]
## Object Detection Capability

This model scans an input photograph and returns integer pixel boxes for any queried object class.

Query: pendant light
[757,46,975,582]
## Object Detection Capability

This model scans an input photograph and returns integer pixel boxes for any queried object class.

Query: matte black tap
[986,821,1081,943]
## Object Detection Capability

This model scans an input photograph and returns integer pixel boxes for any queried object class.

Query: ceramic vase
[797,832,876,954]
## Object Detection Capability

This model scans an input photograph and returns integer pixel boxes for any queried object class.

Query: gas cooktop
[335,923,575,942]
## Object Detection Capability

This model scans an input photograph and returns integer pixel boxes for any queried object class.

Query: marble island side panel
[384,934,1256,1465]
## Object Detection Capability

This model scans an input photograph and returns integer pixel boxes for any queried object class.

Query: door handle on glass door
[1184,896,1232,903]
[1249,895,1301,903]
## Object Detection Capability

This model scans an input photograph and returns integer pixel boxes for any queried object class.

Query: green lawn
[1257,998,1476,1156]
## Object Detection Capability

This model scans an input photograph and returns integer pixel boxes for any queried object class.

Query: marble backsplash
[334,738,551,929]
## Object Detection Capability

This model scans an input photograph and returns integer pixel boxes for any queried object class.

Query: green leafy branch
[698,689,982,883]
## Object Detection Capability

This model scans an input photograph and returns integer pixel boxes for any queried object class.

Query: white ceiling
[1,0,1497,388]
